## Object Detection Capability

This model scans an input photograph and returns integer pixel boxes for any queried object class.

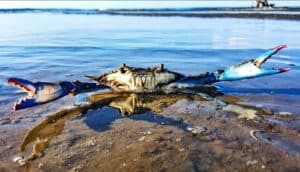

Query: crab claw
[217,45,290,81]
[7,78,68,111]
[13,98,37,111]
[7,78,36,97]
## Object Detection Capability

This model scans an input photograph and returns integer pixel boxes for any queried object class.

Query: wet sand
[0,93,299,171]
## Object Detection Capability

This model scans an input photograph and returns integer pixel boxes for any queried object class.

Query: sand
[0,92,299,172]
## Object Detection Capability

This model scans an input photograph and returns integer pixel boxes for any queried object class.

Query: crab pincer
[7,78,68,111]
[216,45,290,81]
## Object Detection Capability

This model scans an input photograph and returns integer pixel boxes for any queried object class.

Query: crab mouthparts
[7,78,37,111]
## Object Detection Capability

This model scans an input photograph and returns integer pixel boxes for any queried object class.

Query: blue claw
[217,45,290,81]
[12,98,37,111]
[7,78,103,111]
[7,78,68,111]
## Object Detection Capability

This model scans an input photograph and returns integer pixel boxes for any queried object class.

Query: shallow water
[0,13,300,115]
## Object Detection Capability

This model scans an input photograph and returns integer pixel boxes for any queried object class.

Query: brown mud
[0,92,299,172]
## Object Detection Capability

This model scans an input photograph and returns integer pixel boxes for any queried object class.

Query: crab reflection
[17,88,267,165]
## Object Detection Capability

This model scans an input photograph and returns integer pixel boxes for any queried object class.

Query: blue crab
[7,45,289,111]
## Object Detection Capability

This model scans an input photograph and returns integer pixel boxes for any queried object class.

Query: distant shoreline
[1,7,300,20]
[105,11,300,20]
[105,7,300,20]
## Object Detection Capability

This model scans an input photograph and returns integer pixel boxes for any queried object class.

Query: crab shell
[87,64,184,93]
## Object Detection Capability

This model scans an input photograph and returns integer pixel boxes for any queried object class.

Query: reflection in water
[15,91,298,166]
[21,93,207,147]
[220,87,300,95]
[18,92,206,165]
[84,108,189,132]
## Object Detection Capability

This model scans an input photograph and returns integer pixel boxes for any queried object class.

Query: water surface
[0,13,299,114]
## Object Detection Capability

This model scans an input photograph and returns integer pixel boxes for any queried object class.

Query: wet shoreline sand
[0,93,299,171]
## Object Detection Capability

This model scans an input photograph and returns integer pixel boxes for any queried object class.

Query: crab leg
[168,45,289,90]
[7,78,107,111]
[215,45,289,81]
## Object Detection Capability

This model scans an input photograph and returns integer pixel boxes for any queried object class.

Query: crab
[8,45,295,166]
[7,45,289,111]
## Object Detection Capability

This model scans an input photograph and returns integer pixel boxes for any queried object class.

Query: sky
[0,1,300,9]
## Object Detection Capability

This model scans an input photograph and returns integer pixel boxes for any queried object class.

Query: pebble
[179,148,185,152]
[246,160,258,166]
[12,156,26,166]
[104,149,110,155]
[65,129,71,133]
[12,156,22,163]
[71,165,83,172]
[38,163,44,168]
[86,140,96,146]
[175,138,182,142]
[138,136,145,142]
[142,130,152,135]
[186,126,207,135]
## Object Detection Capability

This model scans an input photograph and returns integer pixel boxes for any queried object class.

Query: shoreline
[105,11,300,20]
[1,94,299,171]
[1,7,300,20]
[104,7,300,20]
